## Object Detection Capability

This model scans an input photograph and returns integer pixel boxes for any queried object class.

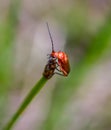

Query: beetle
[46,22,70,76]
[51,51,70,76]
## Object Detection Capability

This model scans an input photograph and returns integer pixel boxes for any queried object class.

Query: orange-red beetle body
[51,51,70,76]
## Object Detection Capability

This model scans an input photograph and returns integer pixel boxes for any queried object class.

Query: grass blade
[3,76,47,130]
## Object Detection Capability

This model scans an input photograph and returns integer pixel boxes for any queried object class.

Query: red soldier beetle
[46,22,70,76]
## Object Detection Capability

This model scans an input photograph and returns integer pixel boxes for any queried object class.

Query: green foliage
[0,0,20,128]
[0,0,20,90]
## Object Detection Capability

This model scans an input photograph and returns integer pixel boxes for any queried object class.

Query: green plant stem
[3,76,47,130]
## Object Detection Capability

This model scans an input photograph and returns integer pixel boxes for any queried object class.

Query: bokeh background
[1,0,111,130]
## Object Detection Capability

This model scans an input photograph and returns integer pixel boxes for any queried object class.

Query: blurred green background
[1,0,111,130]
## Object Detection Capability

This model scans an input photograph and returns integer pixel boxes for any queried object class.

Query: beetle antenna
[46,22,54,52]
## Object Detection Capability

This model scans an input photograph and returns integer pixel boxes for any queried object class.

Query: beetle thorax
[51,51,65,59]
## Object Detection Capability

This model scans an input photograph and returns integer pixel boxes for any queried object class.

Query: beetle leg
[54,72,65,76]
[56,63,59,68]
[55,67,62,72]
